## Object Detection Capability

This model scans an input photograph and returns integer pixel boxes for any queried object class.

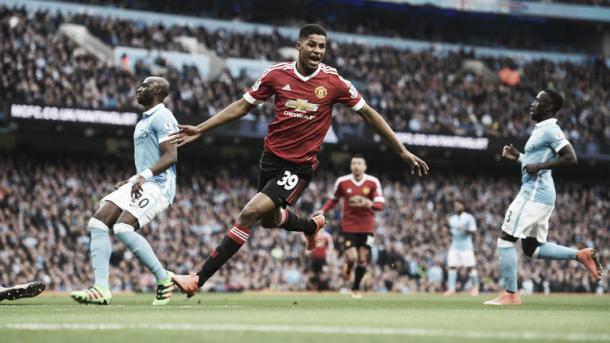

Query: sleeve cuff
[351,98,366,111]
[553,140,570,153]
[139,168,154,180]
[158,135,173,144]
[373,196,385,203]
[243,92,264,105]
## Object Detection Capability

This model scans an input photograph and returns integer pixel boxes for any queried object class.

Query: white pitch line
[1,323,609,342]
[176,305,243,309]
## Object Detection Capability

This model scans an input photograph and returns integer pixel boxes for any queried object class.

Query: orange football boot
[305,215,326,251]
[576,248,603,281]
[172,274,200,298]
[484,291,522,305]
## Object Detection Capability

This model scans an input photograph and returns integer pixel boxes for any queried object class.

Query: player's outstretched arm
[357,104,429,176]
[169,99,255,147]
[524,144,577,174]
[315,198,339,216]
[132,141,178,198]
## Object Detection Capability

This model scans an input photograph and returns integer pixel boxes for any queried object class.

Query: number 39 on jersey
[277,170,299,190]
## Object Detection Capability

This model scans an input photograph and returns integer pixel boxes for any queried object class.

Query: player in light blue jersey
[444,200,479,296]
[485,89,602,306]
[70,77,179,306]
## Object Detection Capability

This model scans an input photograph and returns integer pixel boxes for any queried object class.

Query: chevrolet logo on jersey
[285,99,319,113]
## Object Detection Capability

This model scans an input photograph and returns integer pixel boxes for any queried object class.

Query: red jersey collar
[351,174,367,186]
[293,61,321,82]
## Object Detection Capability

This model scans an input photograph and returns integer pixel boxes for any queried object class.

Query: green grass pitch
[1,292,609,343]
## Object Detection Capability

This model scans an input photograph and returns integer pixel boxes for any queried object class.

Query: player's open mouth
[309,56,321,64]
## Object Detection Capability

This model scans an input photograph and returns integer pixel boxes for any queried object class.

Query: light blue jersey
[133,103,178,204]
[449,212,477,251]
[517,118,570,206]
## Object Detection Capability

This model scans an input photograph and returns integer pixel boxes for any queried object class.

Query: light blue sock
[535,243,577,260]
[499,247,518,292]
[447,269,457,291]
[89,219,112,289]
[469,270,479,290]
[115,226,167,283]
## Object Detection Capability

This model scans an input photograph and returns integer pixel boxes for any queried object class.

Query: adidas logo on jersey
[282,84,292,91]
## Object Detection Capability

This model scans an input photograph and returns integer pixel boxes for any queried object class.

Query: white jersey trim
[553,140,569,153]
[351,98,366,111]
[350,174,366,187]
[143,103,165,116]
[292,61,321,82]
[243,92,264,105]
[331,175,351,199]
[158,135,173,144]
[365,174,385,202]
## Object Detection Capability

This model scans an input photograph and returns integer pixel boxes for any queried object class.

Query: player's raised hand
[502,144,521,161]
[167,124,202,147]
[400,151,429,176]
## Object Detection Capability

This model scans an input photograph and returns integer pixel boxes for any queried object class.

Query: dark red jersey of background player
[311,230,333,259]
[322,174,385,234]
[244,62,365,165]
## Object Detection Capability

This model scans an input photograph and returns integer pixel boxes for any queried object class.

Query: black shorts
[311,258,326,273]
[257,150,317,208]
[343,232,374,250]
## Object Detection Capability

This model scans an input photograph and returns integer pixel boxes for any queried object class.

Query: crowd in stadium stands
[3,6,609,147]
[547,0,610,5]
[63,0,607,53]
[1,154,608,294]
[66,0,610,11]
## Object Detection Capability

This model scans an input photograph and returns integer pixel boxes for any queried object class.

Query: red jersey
[311,230,333,260]
[322,174,384,234]
[243,62,365,165]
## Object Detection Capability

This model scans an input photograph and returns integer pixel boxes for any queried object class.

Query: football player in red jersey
[168,24,428,297]
[308,230,334,291]
[315,155,384,298]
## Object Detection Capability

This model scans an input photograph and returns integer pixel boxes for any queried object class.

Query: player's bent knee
[521,237,540,257]
[113,223,135,234]
[238,206,262,225]
[88,218,110,233]
[260,214,279,229]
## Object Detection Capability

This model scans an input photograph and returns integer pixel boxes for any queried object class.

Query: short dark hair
[543,89,564,113]
[299,24,327,40]
[351,154,365,161]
